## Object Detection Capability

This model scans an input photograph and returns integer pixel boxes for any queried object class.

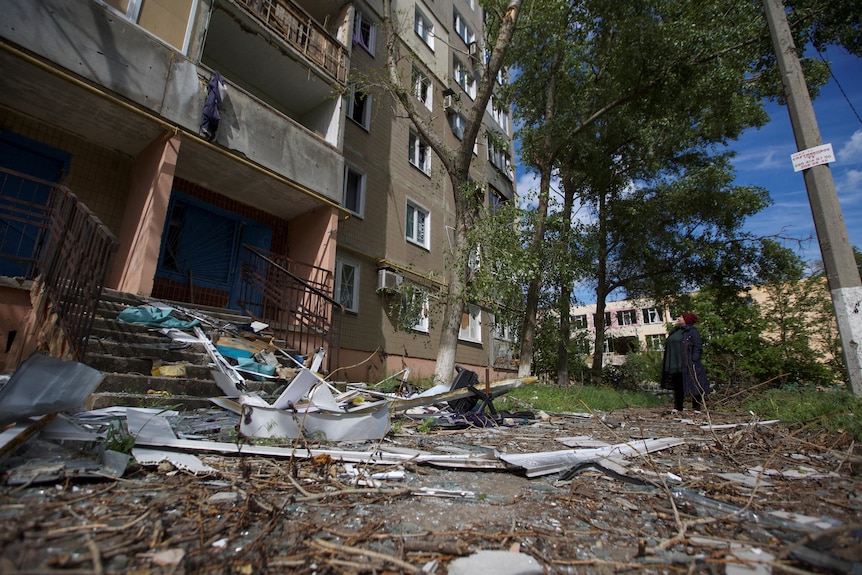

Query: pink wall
[109,132,180,295]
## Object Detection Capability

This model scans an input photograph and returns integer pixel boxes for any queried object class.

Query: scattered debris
[0,301,859,574]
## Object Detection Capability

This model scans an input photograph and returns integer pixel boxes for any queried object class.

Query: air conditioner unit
[468,42,479,58]
[377,268,403,291]
[443,94,456,112]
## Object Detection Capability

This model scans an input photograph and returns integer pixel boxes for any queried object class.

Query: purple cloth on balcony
[200,72,224,141]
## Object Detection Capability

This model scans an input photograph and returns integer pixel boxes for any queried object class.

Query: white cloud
[837,130,862,164]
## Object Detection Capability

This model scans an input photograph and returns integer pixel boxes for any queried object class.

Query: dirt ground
[0,406,860,574]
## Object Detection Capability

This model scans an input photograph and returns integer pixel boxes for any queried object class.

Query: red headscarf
[682,313,699,325]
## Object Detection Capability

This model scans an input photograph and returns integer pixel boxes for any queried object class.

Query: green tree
[752,240,838,387]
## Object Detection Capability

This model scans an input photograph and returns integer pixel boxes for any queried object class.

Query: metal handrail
[236,244,342,368]
[0,166,119,361]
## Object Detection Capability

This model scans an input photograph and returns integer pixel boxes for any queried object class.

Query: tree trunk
[518,55,559,378]
[556,177,576,386]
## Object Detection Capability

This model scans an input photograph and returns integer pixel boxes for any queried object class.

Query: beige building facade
[0,0,516,382]
[570,300,673,366]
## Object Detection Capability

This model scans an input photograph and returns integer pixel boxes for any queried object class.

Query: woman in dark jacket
[661,312,710,414]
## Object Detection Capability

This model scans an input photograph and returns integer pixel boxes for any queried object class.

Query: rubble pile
[0,403,859,574]
[0,302,859,574]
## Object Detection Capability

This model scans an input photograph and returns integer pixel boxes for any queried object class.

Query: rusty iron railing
[236,0,349,84]
[236,244,342,368]
[2,166,119,361]
[38,186,120,362]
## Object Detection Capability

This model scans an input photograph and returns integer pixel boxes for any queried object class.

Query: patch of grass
[416,417,435,433]
[744,388,862,440]
[502,383,664,414]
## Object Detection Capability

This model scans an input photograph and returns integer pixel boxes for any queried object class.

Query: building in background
[330,0,517,383]
[0,0,516,382]
[570,300,672,366]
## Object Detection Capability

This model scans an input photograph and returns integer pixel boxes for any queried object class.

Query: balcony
[235,0,349,84]
[201,0,349,145]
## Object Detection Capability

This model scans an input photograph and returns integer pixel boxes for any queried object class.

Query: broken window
[343,166,365,216]
[408,131,431,174]
[573,314,588,330]
[616,309,637,326]
[353,10,377,55]
[101,0,195,53]
[348,89,371,129]
[405,200,429,248]
[414,8,434,50]
[642,307,664,324]
[459,304,482,343]
[412,66,432,109]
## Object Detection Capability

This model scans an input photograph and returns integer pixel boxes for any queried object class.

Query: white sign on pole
[791,143,835,172]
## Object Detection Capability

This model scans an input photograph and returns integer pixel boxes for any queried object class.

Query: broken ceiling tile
[0,353,104,427]
[447,550,544,575]
[132,447,217,475]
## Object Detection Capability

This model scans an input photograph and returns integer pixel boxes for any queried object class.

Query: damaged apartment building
[0,0,518,383]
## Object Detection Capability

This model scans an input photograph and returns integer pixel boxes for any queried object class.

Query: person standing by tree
[661,313,710,414]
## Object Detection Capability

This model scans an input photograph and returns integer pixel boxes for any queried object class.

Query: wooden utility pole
[762,0,862,395]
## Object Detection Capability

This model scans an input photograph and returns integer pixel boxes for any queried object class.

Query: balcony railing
[237,0,349,84]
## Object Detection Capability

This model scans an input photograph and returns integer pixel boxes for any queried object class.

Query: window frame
[353,9,377,55]
[414,7,435,50]
[408,131,431,175]
[347,88,372,130]
[646,334,665,351]
[616,309,638,326]
[453,9,475,46]
[642,307,664,324]
[343,165,366,217]
[405,199,430,249]
[335,258,360,313]
[404,290,430,333]
[450,112,467,140]
[459,304,482,343]
[454,59,476,100]
[412,66,433,110]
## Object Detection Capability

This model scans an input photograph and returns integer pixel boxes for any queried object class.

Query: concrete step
[86,354,214,379]
[96,372,223,396]
[81,289,287,414]
[85,391,217,412]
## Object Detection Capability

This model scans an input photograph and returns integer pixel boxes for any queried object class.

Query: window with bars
[335,258,359,313]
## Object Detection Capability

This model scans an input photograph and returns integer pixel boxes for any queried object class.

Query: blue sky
[729,46,862,267]
[513,46,861,303]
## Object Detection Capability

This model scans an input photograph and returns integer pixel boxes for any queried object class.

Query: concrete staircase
[83,289,263,411]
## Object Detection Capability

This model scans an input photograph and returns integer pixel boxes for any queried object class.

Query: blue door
[0,133,70,278]
[156,192,272,310]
